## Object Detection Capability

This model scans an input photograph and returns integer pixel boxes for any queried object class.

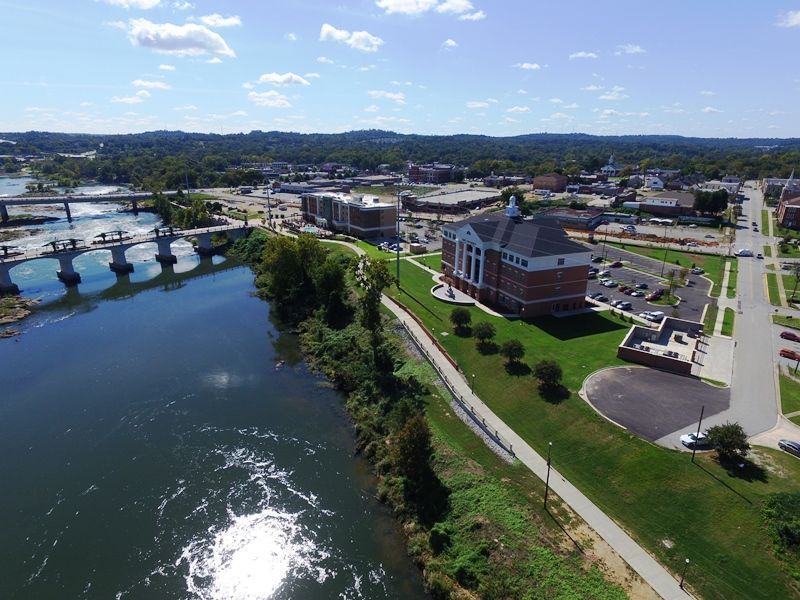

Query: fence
[396,314,515,457]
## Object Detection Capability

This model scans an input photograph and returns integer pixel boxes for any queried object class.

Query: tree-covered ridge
[2,130,800,186]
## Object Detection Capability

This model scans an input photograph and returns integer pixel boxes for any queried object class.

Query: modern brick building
[532,172,568,193]
[440,198,590,317]
[407,162,463,184]
[301,192,397,239]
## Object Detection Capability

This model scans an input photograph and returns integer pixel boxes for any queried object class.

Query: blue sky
[2,0,800,137]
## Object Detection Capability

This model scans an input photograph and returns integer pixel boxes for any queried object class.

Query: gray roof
[446,214,588,258]
[649,191,696,207]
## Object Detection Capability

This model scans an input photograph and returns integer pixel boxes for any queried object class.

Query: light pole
[544,442,553,508]
[679,558,690,589]
[660,222,669,277]
[471,373,475,393]
[396,190,401,285]
[266,185,272,229]
[691,405,705,463]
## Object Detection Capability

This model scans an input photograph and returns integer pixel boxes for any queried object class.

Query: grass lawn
[721,307,735,336]
[761,208,770,233]
[763,245,772,258]
[703,304,719,333]
[320,240,358,259]
[782,274,800,301]
[792,414,800,427]
[726,259,739,299]
[773,314,800,331]
[413,252,442,271]
[606,242,727,298]
[766,273,782,306]
[777,243,800,259]
[779,373,800,415]
[385,259,800,600]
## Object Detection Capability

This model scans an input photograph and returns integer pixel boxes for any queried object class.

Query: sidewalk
[382,294,692,600]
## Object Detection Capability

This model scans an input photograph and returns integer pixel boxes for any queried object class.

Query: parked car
[781,331,800,342]
[610,299,623,307]
[780,348,800,360]
[602,280,618,288]
[690,267,704,275]
[778,439,800,457]
[756,253,764,259]
[645,291,663,301]
[619,285,631,293]
[610,261,623,268]
[592,256,604,263]
[687,242,699,247]
[596,294,609,302]
[680,431,709,449]
[635,283,648,289]
[617,301,633,310]
[588,272,597,279]
[704,234,715,239]
[688,224,698,229]
[598,269,611,277]
[624,288,635,295]
[631,290,645,297]
[588,291,603,300]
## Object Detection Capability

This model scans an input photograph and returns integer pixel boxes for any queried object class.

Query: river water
[0,195,427,599]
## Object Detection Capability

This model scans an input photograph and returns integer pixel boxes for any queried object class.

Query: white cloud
[367,89,406,104]
[459,10,485,21]
[466,100,489,109]
[80,101,93,107]
[285,32,298,41]
[777,10,800,27]
[701,106,721,113]
[517,89,527,95]
[564,102,579,109]
[158,63,175,71]
[598,86,627,100]
[105,20,128,30]
[304,72,321,79]
[320,24,383,52]
[436,0,473,13]
[514,62,540,70]
[102,0,160,9]
[317,56,334,64]
[700,90,715,96]
[506,106,529,113]
[581,84,604,91]
[549,98,563,104]
[174,104,197,110]
[442,38,458,49]
[614,43,646,55]
[569,51,598,59]
[358,64,376,71]
[375,0,439,15]
[135,90,150,98]
[112,94,144,104]
[241,82,254,89]
[248,90,291,108]
[365,104,380,112]
[206,57,223,64]
[133,79,171,89]
[127,19,236,57]
[199,14,242,28]
[172,1,194,9]
[257,72,311,86]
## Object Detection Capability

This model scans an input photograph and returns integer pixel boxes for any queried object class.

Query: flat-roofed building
[532,172,568,193]
[440,198,590,317]
[639,191,696,216]
[301,192,397,239]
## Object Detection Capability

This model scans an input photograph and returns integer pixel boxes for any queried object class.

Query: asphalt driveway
[584,367,730,442]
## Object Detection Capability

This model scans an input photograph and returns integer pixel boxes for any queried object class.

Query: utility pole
[691,405,705,463]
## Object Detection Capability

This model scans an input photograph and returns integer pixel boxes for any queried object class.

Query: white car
[680,431,709,449]
[735,248,753,257]
[691,267,704,275]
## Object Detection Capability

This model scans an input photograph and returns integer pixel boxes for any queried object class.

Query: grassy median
[767,273,782,305]
[386,259,800,600]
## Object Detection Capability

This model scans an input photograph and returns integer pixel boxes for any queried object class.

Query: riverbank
[229,231,630,599]
[0,296,36,329]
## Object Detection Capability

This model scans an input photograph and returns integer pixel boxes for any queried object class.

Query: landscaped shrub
[762,492,800,555]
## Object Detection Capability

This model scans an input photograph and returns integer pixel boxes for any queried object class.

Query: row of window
[501,251,528,268]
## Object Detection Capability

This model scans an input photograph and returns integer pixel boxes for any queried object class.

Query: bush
[762,492,800,554]
[429,521,453,555]
[706,421,750,462]
[533,360,562,389]
[500,339,525,363]
[449,307,471,333]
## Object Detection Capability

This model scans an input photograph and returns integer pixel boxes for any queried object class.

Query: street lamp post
[471,373,475,393]
[691,405,705,463]
[544,442,553,508]
[396,191,401,285]
[660,222,669,277]
[679,558,690,588]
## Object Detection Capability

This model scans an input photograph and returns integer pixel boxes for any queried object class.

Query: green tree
[533,359,562,390]
[357,256,395,332]
[500,339,525,364]
[500,187,525,205]
[393,414,433,496]
[706,421,750,462]
[472,321,496,349]
[449,307,471,333]
[314,254,348,326]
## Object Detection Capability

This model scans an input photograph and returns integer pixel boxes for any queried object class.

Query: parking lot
[584,367,730,443]
[773,321,800,371]
[586,257,711,322]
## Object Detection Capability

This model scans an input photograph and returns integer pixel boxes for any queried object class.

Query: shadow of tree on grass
[505,361,531,376]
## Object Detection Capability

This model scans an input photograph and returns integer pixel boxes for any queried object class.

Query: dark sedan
[779,439,800,458]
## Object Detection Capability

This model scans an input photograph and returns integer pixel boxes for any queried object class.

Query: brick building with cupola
[440,197,591,317]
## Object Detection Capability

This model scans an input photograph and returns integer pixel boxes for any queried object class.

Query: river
[0,197,427,599]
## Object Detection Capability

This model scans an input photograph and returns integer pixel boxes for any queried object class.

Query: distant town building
[645,176,665,191]
[638,191,696,216]
[777,172,800,229]
[600,154,620,177]
[440,197,590,317]
[301,192,397,239]
[482,174,530,187]
[763,176,800,197]
[531,172,568,193]
[401,186,500,213]
[534,207,605,230]
[697,180,740,195]
[407,162,463,184]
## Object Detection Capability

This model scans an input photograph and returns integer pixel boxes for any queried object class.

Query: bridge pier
[109,245,134,274]
[56,255,81,286]
[63,202,72,222]
[131,198,138,215]
[155,238,177,264]
[195,232,215,257]
[0,263,20,294]
[0,204,8,224]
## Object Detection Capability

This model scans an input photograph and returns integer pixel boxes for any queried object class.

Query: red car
[780,348,800,360]
[610,261,623,268]
[781,331,800,342]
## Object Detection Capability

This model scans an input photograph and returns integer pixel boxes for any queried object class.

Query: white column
[477,250,483,285]
[469,251,476,282]
[461,245,469,274]
[454,239,460,274]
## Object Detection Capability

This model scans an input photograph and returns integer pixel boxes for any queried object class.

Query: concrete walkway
[713,262,733,336]
[381,294,692,600]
